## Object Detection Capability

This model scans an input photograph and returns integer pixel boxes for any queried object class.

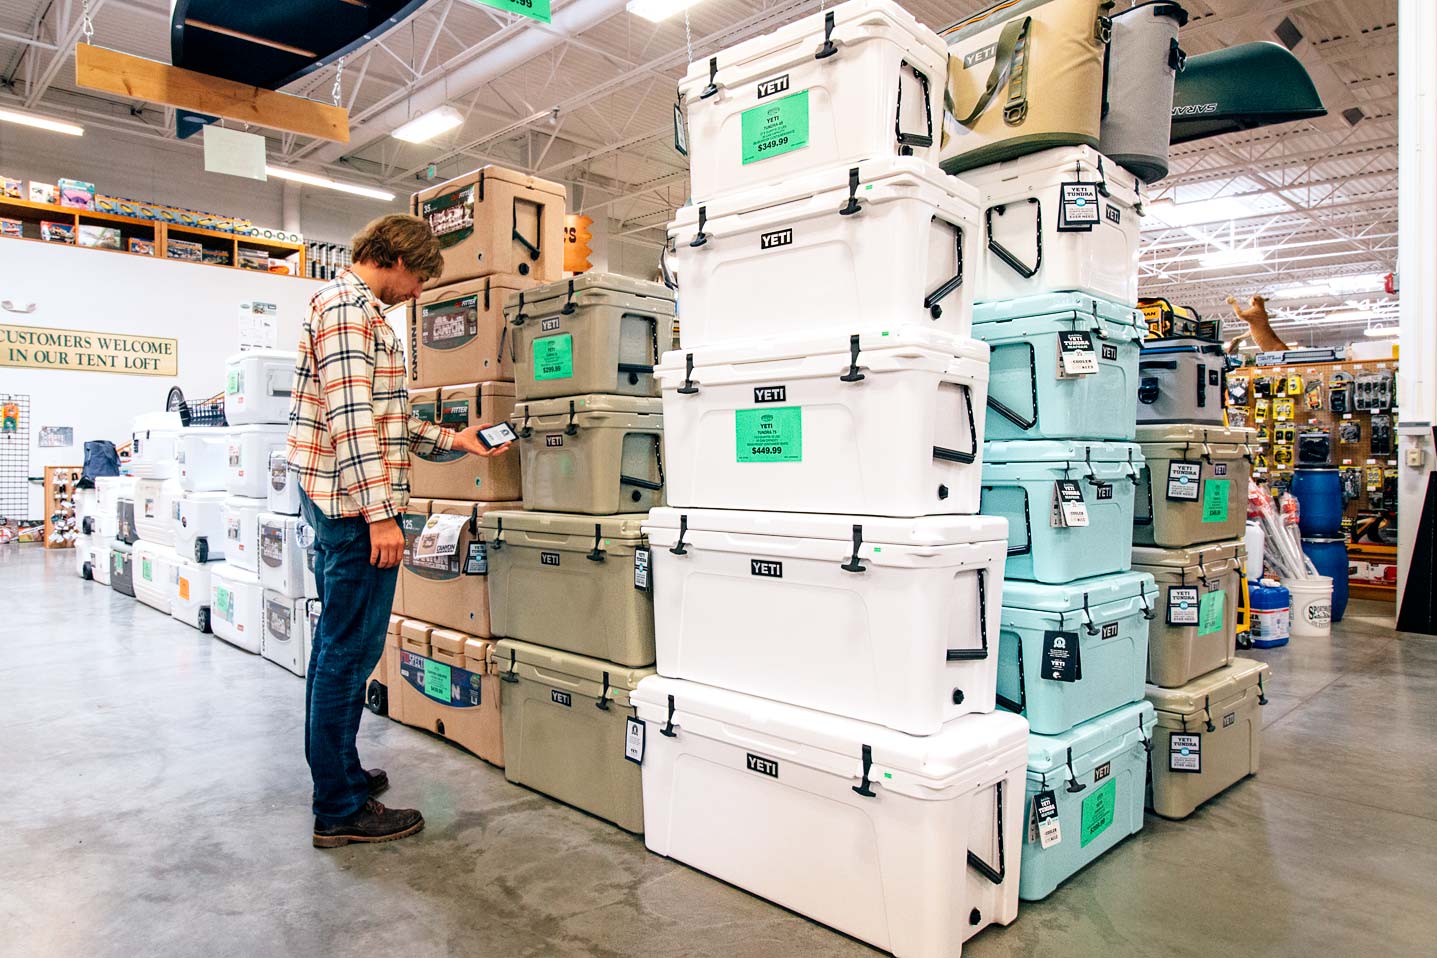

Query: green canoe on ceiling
[1171,41,1327,144]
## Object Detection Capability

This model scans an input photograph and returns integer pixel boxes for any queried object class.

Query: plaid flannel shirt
[287,270,452,523]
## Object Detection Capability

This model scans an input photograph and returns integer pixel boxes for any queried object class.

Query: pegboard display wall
[0,393,31,520]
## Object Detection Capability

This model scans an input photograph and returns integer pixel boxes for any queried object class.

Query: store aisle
[1,544,1433,958]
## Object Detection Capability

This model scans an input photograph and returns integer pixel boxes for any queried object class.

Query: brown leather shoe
[313,799,424,848]
[365,768,388,796]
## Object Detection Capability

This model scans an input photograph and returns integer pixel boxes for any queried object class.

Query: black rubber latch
[518,409,532,440]
[841,524,867,573]
[1258,674,1269,706]
[1204,695,1216,732]
[699,57,718,99]
[1138,581,1156,621]
[587,523,605,562]
[561,278,576,315]
[838,166,862,216]
[689,206,708,248]
[490,516,504,551]
[852,744,876,797]
[1083,592,1099,635]
[661,694,677,737]
[1065,747,1086,793]
[669,514,689,556]
[513,290,527,325]
[565,399,578,436]
[839,334,865,383]
[677,352,699,395]
[596,671,611,710]
[501,647,519,683]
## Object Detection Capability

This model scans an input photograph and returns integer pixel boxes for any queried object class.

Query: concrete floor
[2,544,1434,958]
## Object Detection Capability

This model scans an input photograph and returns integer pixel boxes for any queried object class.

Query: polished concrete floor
[2,544,1433,958]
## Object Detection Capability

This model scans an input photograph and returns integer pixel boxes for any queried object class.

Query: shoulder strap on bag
[954,16,1032,128]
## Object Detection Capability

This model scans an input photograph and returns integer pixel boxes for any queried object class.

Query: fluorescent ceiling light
[1199,248,1268,269]
[1270,282,1331,300]
[1363,325,1397,338]
[391,105,465,144]
[0,106,83,136]
[264,166,396,202]
[1147,196,1256,228]
[627,0,705,23]
[1327,272,1387,293]
[1327,309,1381,323]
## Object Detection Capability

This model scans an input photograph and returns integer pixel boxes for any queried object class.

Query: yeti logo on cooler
[746,753,779,777]
[541,317,561,332]
[753,385,787,403]
[546,435,563,447]
[541,551,561,566]
[1102,344,1118,361]
[750,559,783,578]
[1223,712,1236,728]
[759,228,793,251]
[551,689,572,707]
[1094,761,1111,783]
[1105,205,1122,224]
[756,74,790,99]
[964,44,997,70]
[1101,622,1119,639]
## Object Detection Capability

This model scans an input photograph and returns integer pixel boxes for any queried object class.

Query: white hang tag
[1033,789,1062,848]
[1167,586,1200,625]
[1055,479,1089,527]
[1166,460,1202,501]
[413,513,466,560]
[1057,330,1100,378]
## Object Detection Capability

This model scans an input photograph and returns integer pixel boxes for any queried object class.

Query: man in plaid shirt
[288,214,508,848]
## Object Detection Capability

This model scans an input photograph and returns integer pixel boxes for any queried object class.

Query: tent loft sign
[0,323,179,377]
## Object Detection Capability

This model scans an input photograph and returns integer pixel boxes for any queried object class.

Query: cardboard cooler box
[494,639,653,833]
[514,395,664,514]
[395,620,503,766]
[1133,424,1256,548]
[414,166,566,287]
[409,382,521,501]
[398,497,522,635]
[1133,540,1244,688]
[634,676,1028,958]
[410,274,526,387]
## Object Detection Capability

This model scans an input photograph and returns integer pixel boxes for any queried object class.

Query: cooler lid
[514,394,664,418]
[1027,701,1156,774]
[210,563,259,586]
[493,638,652,691]
[387,614,405,635]
[1146,658,1269,717]
[973,292,1144,330]
[656,329,987,370]
[224,348,296,365]
[958,145,1144,205]
[507,272,676,314]
[429,499,524,522]
[644,506,1007,548]
[1112,1,1188,26]
[1140,337,1226,356]
[463,637,495,673]
[183,490,228,504]
[418,273,531,307]
[983,439,1144,465]
[179,425,230,436]
[1132,539,1245,571]
[436,381,517,403]
[223,496,265,512]
[473,164,566,198]
[1002,571,1158,615]
[478,509,647,541]
[229,423,291,436]
[1135,424,1257,447]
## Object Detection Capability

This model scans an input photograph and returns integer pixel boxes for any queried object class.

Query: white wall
[1,239,323,518]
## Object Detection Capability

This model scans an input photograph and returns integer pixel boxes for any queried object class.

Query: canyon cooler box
[1133,424,1255,548]
[1097,1,1189,183]
[997,572,1156,735]
[411,274,526,387]
[962,146,1145,305]
[506,273,676,401]
[973,292,1144,442]
[514,395,664,514]
[398,498,523,635]
[221,496,264,573]
[980,440,1144,583]
[258,512,313,597]
[634,676,1028,957]
[414,165,566,287]
[645,509,1007,734]
[227,425,289,499]
[261,590,309,677]
[130,411,181,480]
[171,557,213,632]
[223,349,295,425]
[267,450,301,515]
[669,156,979,349]
[176,426,231,492]
[658,330,988,517]
[367,613,402,722]
[175,491,228,563]
[679,0,948,201]
[483,511,654,667]
[1020,701,1155,901]
[1146,657,1268,819]
[1133,539,1243,687]
[396,626,503,766]
[133,540,177,614]
[409,382,521,502]
[211,564,263,654]
[134,478,181,546]
[493,638,653,833]
[1136,337,1228,425]
[111,543,135,596]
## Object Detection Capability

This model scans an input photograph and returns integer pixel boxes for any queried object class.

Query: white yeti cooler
[258,512,313,597]
[261,590,309,677]
[221,496,264,573]
[130,411,181,479]
[634,676,1028,958]
[963,146,1145,305]
[658,329,988,517]
[174,491,228,563]
[224,349,295,425]
[171,557,213,632]
[133,541,177,614]
[95,476,134,543]
[176,427,232,492]
[226,424,289,499]
[211,564,263,654]
[644,509,1008,734]
[134,478,181,546]
[668,157,980,349]
[267,450,301,515]
[679,0,948,202]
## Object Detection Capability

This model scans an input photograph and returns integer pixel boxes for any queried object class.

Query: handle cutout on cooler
[985,198,1042,279]
[513,198,542,261]
[981,485,1032,557]
[894,60,934,151]
[933,383,978,464]
[924,217,964,319]
[986,342,1039,431]
[994,632,1025,714]
[947,568,990,661]
[966,781,1006,885]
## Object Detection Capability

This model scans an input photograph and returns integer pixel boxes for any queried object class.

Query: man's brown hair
[351,214,444,280]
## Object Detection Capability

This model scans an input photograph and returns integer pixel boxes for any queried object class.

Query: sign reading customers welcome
[0,323,178,377]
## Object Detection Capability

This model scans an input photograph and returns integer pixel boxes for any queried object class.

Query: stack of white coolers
[635,3,1028,955]
[128,412,183,617]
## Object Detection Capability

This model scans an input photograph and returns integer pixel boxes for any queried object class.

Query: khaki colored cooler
[398,498,523,635]
[515,395,664,514]
[396,625,504,766]
[410,382,521,501]
[414,166,566,288]
[366,613,404,722]
[940,0,1114,174]
[1134,424,1256,548]
[505,273,677,402]
[1146,657,1269,819]
[493,639,653,833]
[1133,540,1243,688]
[482,511,655,667]
[410,275,527,387]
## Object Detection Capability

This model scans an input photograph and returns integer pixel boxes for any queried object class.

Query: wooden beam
[182,20,318,58]
[75,43,349,143]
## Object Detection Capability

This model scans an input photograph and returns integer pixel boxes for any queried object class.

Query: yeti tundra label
[750,559,783,578]
[760,228,793,251]
[753,385,787,403]
[746,753,779,777]
[541,317,561,332]
[540,551,561,566]
[756,74,790,99]
[550,689,572,707]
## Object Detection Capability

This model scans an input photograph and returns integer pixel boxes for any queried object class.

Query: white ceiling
[0,0,1400,343]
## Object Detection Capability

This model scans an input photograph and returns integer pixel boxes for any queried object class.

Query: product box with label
[58,178,96,210]
[413,165,567,287]
[396,621,503,766]
[398,497,522,635]
[78,225,122,250]
[29,181,57,204]
[0,218,22,238]
[128,238,156,256]
[411,274,526,387]
[40,221,74,244]
[167,238,204,262]
[410,382,521,501]
[1,176,20,199]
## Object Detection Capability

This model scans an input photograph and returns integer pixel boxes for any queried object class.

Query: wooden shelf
[43,466,81,550]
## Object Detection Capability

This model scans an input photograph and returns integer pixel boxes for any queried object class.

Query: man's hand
[451,423,513,458]
[369,517,406,569]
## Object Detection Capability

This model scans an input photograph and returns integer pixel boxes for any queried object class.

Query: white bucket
[1287,576,1333,638]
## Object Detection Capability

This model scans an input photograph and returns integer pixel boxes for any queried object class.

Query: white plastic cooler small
[267,450,301,515]
[262,591,309,677]
[258,512,312,597]
[210,564,263,654]
[227,425,289,499]
[174,491,228,563]
[133,478,181,546]
[224,349,295,425]
[171,557,213,632]
[221,496,263,573]
[133,541,177,614]
[130,412,181,480]
[176,427,231,492]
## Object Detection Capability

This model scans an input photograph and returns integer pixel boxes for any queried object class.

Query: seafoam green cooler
[1132,540,1244,688]
[514,394,664,514]
[1133,424,1256,548]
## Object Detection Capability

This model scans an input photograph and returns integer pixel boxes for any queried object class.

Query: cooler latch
[1139,713,1153,754]
[468,504,479,537]
[561,279,577,315]
[689,206,708,248]
[677,353,700,395]
[565,400,579,436]
[1258,673,1269,706]
[1082,592,1099,635]
[596,671,611,710]
[1138,580,1156,621]
[838,166,863,216]
[1064,747,1086,793]
[699,57,718,99]
[814,10,837,60]
[490,517,504,551]
[840,524,867,573]
[966,781,1007,884]
[513,290,527,326]
[660,694,678,737]
[501,648,519,683]
[839,334,866,383]
[852,744,877,797]
[668,514,689,556]
[586,523,606,562]
[518,409,532,440]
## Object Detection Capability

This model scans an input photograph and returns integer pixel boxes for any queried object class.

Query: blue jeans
[299,489,400,825]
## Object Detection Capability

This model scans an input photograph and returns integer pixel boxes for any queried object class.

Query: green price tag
[1201,479,1230,523]
[736,406,802,462]
[226,369,240,395]
[741,90,810,165]
[142,558,152,581]
[424,659,452,700]
[1080,778,1116,847]
[216,586,232,621]
[533,334,574,380]
[466,0,550,23]
[1198,589,1226,636]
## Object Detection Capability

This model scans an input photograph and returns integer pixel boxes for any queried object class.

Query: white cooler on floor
[227,425,289,499]
[134,478,181,546]
[644,509,1007,734]
[258,512,312,597]
[91,539,113,585]
[176,426,231,492]
[211,564,263,653]
[262,590,309,677]
[174,491,228,563]
[130,411,182,480]
[680,0,947,202]
[75,487,100,538]
[221,496,264,573]
[172,557,213,632]
[964,146,1145,305]
[133,541,177,614]
[95,476,134,543]
[74,538,103,580]
[668,157,980,349]
[634,677,1028,958]
[658,330,988,516]
[267,450,301,515]
[224,349,296,425]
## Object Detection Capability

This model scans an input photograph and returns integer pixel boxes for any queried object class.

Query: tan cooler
[482,511,654,667]
[493,638,653,833]
[515,395,664,514]
[410,382,522,501]
[411,275,527,387]
[398,498,523,635]
[1134,424,1255,548]
[1146,658,1269,820]
[366,613,405,722]
[414,166,566,287]
[504,273,677,402]
[396,625,503,766]
[1133,540,1244,688]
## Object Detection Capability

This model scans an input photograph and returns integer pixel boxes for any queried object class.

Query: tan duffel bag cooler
[413,165,566,288]
[409,381,521,502]
[515,395,665,514]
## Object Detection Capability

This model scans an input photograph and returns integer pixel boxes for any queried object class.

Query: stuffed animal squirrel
[1224,294,1290,353]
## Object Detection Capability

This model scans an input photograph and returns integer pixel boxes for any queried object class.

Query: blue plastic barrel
[1302,537,1350,622]
[1291,467,1343,537]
